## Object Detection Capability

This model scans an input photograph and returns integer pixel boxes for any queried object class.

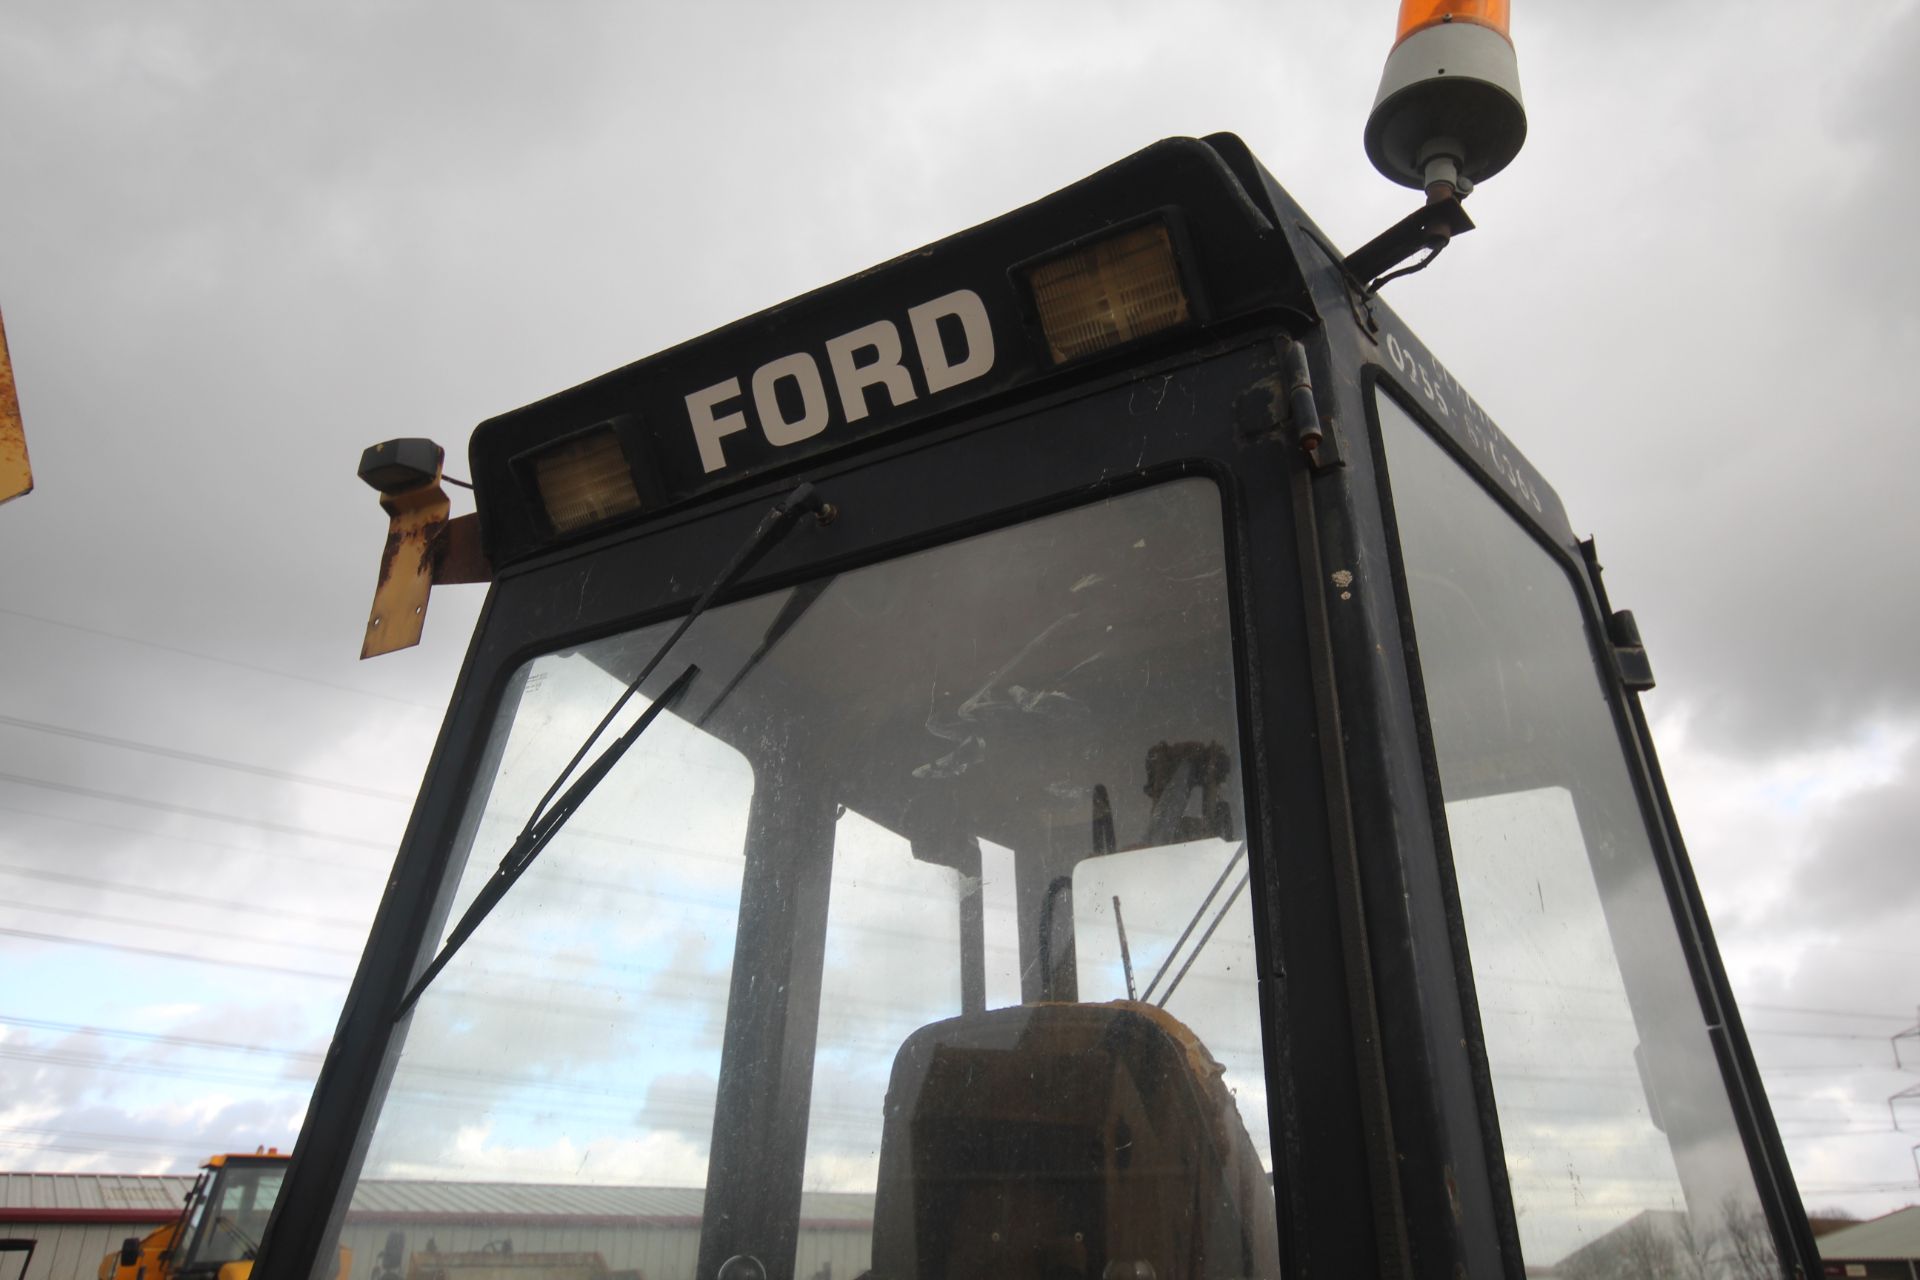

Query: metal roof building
[1,1174,195,1280]
[1,1175,875,1280]
[1819,1206,1920,1280]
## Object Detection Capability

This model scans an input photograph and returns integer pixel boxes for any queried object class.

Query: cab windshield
[338,478,1279,1280]
[181,1162,284,1271]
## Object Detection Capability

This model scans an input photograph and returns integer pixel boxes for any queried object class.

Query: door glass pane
[194,1164,285,1268]
[1378,391,1778,1277]
[326,479,1279,1280]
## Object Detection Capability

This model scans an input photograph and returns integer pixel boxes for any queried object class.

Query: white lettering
[825,320,917,423]
[908,289,996,394]
[752,352,830,448]
[687,378,750,474]
[688,289,1000,474]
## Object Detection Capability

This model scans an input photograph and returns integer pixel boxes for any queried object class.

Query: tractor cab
[174,1158,285,1280]
[258,130,1818,1280]
[103,1155,290,1280]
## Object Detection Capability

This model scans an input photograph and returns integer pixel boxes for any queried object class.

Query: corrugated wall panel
[793,1227,871,1280]
[6,1221,880,1280]
[327,1222,870,1280]
[6,1222,125,1280]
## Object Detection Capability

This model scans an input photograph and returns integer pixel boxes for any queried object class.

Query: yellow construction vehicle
[100,1154,348,1280]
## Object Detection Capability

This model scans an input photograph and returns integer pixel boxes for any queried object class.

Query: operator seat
[867,1001,1280,1280]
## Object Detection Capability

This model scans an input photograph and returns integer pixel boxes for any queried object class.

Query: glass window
[332,479,1279,1280]
[1377,391,1778,1277]
[188,1163,284,1268]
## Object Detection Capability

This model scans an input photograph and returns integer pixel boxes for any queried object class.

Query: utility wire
[0,1013,320,1060]
[0,925,344,982]
[3,897,361,957]
[0,605,439,710]
[0,770,392,851]
[0,861,368,928]
[1486,975,1918,1024]
[0,713,412,802]
[0,801,386,876]
[0,1045,311,1092]
[0,1124,277,1157]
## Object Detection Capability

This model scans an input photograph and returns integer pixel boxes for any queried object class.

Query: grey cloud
[1775,744,1920,931]
[637,1071,719,1146]
[1378,1,1920,757]
[1,0,1915,1225]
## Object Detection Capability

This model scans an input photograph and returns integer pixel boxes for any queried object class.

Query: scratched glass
[1378,391,1779,1278]
[328,479,1278,1280]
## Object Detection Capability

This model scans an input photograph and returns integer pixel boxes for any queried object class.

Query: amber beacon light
[1365,0,1527,197]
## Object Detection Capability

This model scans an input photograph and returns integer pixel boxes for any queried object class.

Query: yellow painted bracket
[0,307,30,505]
[362,474,449,658]
[361,482,492,658]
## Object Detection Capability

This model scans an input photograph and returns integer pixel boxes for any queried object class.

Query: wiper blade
[394,663,697,1019]
[392,480,828,1020]
[524,481,826,832]
[215,1217,261,1260]
[697,574,835,728]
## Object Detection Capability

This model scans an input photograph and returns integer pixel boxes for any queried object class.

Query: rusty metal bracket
[361,496,495,658]
[0,307,30,505]
[359,438,492,659]
[363,474,451,659]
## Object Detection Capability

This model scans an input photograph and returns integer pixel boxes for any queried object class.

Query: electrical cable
[0,770,392,850]
[0,802,386,876]
[0,861,368,928]
[0,925,345,982]
[0,713,412,802]
[3,898,361,957]
[0,605,438,710]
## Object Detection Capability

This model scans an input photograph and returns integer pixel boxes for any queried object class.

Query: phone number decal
[1383,330,1542,514]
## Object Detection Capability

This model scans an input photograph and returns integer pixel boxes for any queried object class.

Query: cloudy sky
[2,0,1916,1246]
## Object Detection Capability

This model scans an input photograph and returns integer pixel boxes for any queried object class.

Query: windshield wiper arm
[393,480,829,1020]
[394,663,697,1019]
[523,481,827,831]
[215,1217,261,1260]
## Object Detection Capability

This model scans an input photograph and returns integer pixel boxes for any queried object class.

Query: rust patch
[362,478,450,658]
[0,307,31,504]
[432,513,491,584]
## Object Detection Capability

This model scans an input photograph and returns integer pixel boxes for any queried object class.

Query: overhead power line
[0,713,412,802]
[0,924,346,982]
[0,861,369,928]
[0,1013,320,1061]
[0,1134,224,1164]
[1745,1001,1918,1022]
[0,604,439,710]
[4,897,361,958]
[0,800,387,877]
[0,770,393,851]
[0,1123,281,1158]
[0,1044,308,1093]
